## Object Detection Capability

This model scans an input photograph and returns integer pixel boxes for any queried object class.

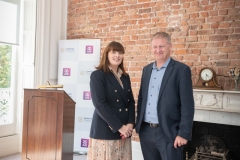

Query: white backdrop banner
[58,39,100,153]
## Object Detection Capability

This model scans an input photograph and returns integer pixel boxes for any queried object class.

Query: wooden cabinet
[22,89,75,160]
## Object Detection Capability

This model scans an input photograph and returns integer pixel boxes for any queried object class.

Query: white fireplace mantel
[193,89,240,126]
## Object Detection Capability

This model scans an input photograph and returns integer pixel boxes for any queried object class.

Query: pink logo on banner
[81,139,89,148]
[85,45,93,54]
[63,68,71,76]
[83,91,91,100]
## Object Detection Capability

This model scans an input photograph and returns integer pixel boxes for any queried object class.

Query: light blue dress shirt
[144,57,171,124]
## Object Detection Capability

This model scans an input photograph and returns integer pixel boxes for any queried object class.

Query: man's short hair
[151,32,171,43]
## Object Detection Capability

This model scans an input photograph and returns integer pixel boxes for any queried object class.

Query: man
[135,32,194,160]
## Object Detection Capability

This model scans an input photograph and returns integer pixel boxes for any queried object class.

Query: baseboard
[0,135,20,157]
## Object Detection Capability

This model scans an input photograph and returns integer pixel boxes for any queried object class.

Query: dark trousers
[139,122,183,160]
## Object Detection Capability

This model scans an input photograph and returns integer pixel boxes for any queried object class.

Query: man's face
[151,38,172,63]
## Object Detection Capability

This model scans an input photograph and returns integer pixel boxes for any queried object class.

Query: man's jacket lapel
[142,64,152,110]
[158,59,175,101]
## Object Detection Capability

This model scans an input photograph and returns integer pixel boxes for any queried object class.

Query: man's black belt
[143,121,159,127]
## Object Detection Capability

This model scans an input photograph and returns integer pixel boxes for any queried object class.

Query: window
[0,44,14,125]
[0,0,20,45]
[0,0,20,138]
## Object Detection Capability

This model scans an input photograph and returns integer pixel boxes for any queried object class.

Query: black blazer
[89,69,135,140]
[136,58,195,143]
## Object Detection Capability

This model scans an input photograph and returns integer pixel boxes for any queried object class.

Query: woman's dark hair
[96,41,127,75]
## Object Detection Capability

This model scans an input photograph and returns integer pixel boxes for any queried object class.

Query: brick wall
[67,0,240,141]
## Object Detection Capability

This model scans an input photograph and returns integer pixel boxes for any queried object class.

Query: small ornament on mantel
[228,67,240,91]
[193,67,223,90]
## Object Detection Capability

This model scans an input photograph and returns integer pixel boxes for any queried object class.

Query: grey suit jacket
[135,58,194,142]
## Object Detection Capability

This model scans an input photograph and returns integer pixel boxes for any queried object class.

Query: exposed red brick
[201,0,209,5]
[180,0,195,2]
[171,5,181,9]
[219,23,231,28]
[207,42,223,47]
[210,0,218,3]
[231,21,240,28]
[139,8,151,14]
[235,27,240,32]
[173,55,183,61]
[183,54,199,61]
[190,49,201,54]
[198,30,214,35]
[228,53,240,59]
[173,38,186,43]
[236,1,240,6]
[216,29,234,35]
[165,0,179,4]
[188,18,205,25]
[219,47,237,53]
[190,13,199,18]
[223,41,231,47]
[142,2,156,7]
[211,23,219,29]
[224,15,240,21]
[174,49,187,54]
[231,40,240,46]
[200,24,210,29]
[207,16,224,23]
[187,37,198,42]
[211,53,228,60]
[231,59,240,66]
[191,1,199,6]
[229,34,240,40]
[201,48,218,54]
[68,0,240,117]
[189,43,207,48]
[199,36,210,41]
[202,61,215,66]
[210,11,219,17]
[219,9,228,15]
[200,12,208,18]
[203,5,214,11]
[183,3,190,8]
[200,55,209,61]
[138,0,151,2]
[216,1,235,9]
[210,35,228,41]
[186,6,203,13]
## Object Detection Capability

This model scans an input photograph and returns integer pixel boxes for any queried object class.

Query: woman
[87,41,135,160]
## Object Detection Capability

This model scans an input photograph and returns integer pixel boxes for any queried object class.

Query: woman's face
[108,50,123,68]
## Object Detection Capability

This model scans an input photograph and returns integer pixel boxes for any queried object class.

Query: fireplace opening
[190,135,229,160]
[183,121,240,160]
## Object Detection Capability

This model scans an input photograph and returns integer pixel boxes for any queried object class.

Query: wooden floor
[0,153,87,160]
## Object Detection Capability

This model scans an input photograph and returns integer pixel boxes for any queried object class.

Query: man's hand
[174,136,187,148]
